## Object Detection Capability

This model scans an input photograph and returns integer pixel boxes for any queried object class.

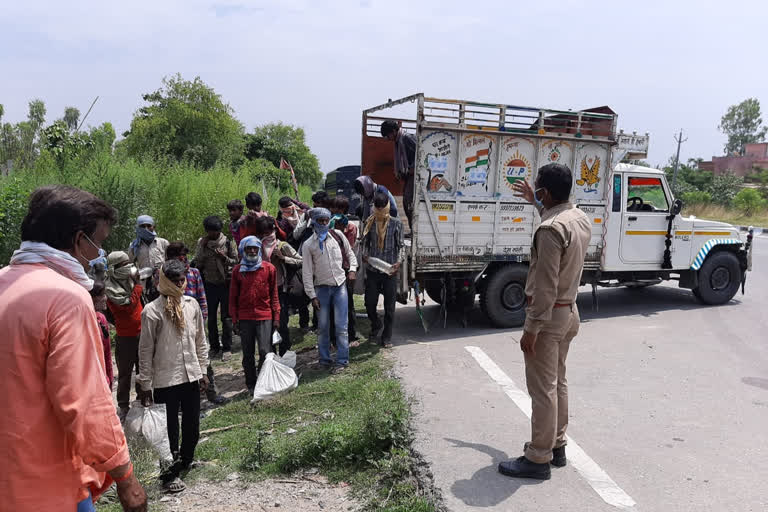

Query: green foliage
[63,107,80,131]
[719,98,768,155]
[42,120,94,168]
[663,158,713,198]
[732,188,766,216]
[122,74,245,169]
[708,172,744,205]
[681,190,712,206]
[0,157,314,266]
[0,100,48,170]
[244,123,322,186]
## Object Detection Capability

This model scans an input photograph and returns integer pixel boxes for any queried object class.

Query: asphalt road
[391,237,768,512]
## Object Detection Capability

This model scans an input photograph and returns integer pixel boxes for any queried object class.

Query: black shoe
[523,442,567,467]
[208,395,229,405]
[498,456,551,480]
[551,446,566,468]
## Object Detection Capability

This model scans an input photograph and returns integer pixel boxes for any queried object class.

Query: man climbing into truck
[381,119,416,230]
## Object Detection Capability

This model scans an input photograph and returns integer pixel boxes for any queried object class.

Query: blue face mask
[534,188,545,209]
[137,227,157,243]
[89,248,107,270]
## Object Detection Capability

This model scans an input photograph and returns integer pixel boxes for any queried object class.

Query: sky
[1,0,767,173]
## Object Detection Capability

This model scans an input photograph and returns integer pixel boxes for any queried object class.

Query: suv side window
[627,177,669,212]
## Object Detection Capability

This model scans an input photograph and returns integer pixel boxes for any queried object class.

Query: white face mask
[534,188,545,208]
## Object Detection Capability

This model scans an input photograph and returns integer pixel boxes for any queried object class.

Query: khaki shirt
[524,202,591,335]
[128,237,169,271]
[301,230,358,300]
[137,295,209,391]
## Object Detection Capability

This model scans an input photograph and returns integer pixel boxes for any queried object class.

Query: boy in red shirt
[105,251,143,421]
[229,236,280,393]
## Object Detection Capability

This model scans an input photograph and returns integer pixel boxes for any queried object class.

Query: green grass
[685,203,768,227]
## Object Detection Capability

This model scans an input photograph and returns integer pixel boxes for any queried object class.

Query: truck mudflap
[741,227,755,294]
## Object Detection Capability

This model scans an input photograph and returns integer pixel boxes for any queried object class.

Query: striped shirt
[184,267,208,320]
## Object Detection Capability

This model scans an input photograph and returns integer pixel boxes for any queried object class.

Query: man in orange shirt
[0,185,147,511]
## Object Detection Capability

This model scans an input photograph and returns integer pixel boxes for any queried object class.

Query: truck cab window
[626,177,668,212]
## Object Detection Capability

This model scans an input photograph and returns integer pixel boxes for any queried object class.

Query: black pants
[403,172,414,232]
[299,303,310,329]
[206,364,218,401]
[365,270,397,342]
[205,280,232,352]
[240,319,273,390]
[115,336,140,410]
[153,381,201,481]
[277,290,293,356]
[330,280,357,343]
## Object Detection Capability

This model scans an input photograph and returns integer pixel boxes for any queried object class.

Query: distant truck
[324,165,361,215]
[361,93,755,327]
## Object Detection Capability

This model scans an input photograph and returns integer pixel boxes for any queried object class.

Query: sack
[272,330,282,346]
[251,353,298,403]
[287,270,305,298]
[124,402,173,461]
[276,350,297,368]
[328,230,350,271]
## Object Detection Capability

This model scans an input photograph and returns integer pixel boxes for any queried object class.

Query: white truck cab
[360,94,754,328]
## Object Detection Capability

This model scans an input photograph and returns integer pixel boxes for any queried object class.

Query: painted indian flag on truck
[458,134,495,194]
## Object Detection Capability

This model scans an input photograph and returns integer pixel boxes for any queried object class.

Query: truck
[361,93,755,328]
[324,165,362,215]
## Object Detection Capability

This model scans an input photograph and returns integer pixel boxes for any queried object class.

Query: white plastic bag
[251,353,298,403]
[123,402,173,461]
[276,350,297,369]
[272,330,282,346]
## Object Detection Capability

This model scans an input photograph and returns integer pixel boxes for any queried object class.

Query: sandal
[382,341,394,349]
[349,341,361,348]
[163,477,186,493]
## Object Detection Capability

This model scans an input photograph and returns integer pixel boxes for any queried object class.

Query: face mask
[89,248,107,270]
[137,227,156,243]
[245,253,260,262]
[534,188,545,209]
[314,223,329,237]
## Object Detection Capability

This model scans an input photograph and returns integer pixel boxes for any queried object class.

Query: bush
[0,157,315,266]
[681,190,712,206]
[708,172,744,205]
[732,188,766,216]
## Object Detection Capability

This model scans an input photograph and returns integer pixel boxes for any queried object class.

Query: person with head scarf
[0,185,147,511]
[136,259,209,494]
[301,208,358,373]
[381,120,416,230]
[229,236,280,393]
[127,214,169,272]
[362,192,405,349]
[354,175,398,223]
[105,251,145,421]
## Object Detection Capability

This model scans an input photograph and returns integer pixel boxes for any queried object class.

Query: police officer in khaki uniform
[498,163,592,480]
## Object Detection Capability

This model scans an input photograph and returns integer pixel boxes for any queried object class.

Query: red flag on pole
[279,157,300,200]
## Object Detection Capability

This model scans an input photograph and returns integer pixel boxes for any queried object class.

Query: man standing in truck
[380,120,415,230]
[498,164,591,481]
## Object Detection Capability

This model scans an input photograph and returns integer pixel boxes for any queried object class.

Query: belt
[526,296,573,309]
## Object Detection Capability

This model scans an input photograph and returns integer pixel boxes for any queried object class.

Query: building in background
[700,143,768,176]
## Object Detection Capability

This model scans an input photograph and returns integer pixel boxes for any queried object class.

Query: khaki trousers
[524,305,580,464]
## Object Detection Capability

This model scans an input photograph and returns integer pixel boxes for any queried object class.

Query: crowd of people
[0,120,415,510]
[0,174,406,509]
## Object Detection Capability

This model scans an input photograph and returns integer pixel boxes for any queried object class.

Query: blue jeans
[77,493,95,512]
[316,284,349,366]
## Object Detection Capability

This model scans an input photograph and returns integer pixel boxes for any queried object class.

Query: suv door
[620,175,671,264]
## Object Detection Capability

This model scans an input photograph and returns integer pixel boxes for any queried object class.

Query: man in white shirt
[301,208,357,373]
[137,259,209,494]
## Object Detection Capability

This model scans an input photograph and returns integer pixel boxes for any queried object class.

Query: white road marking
[465,345,637,510]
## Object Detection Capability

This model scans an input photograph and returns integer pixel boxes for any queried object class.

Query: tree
[42,120,94,169]
[0,100,47,170]
[122,74,245,169]
[719,98,768,155]
[708,172,743,205]
[732,188,766,216]
[244,123,322,186]
[63,107,80,132]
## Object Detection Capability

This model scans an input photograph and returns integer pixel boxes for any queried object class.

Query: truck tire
[693,251,741,305]
[481,265,528,328]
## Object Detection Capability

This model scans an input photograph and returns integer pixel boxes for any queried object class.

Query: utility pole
[671,129,688,194]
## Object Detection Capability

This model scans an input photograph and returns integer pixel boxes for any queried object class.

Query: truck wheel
[481,265,528,328]
[693,251,741,305]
